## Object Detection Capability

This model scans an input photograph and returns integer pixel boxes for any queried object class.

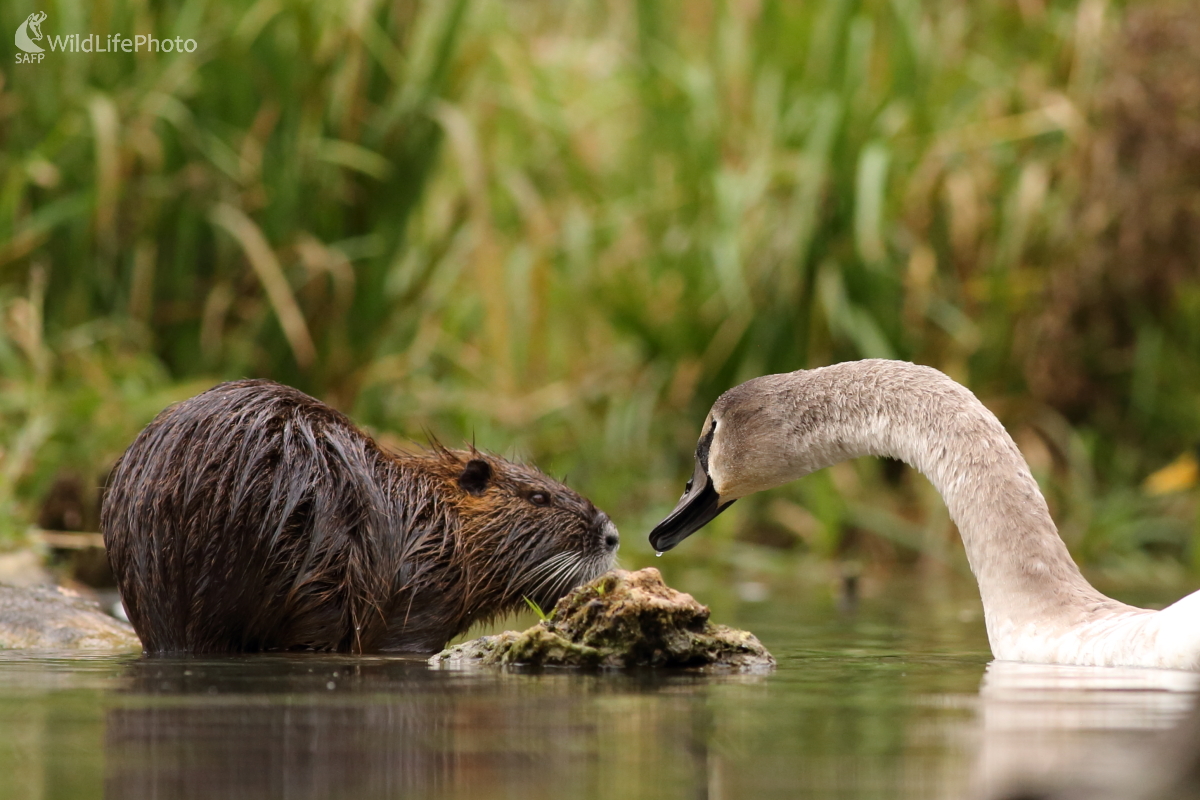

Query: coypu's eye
[527,491,551,507]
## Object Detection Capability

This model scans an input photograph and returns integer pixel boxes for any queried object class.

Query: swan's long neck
[790,361,1129,647]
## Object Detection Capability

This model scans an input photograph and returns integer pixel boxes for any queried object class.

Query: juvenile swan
[649,360,1200,670]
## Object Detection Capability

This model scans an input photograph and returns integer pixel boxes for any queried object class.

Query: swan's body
[649,359,1200,670]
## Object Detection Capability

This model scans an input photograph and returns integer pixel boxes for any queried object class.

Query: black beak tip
[647,524,683,553]
[647,481,734,554]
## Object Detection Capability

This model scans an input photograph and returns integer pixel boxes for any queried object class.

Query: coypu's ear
[458,458,492,496]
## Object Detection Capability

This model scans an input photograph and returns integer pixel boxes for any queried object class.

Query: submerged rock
[431,568,774,670]
[0,584,140,650]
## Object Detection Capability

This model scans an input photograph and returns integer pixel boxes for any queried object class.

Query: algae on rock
[431,568,774,670]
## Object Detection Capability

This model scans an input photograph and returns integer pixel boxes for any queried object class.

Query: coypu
[101,380,620,655]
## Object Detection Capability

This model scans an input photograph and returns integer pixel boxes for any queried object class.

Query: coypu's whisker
[527,557,581,606]
[539,554,590,606]
[524,549,575,581]
[550,564,589,605]
[499,539,558,590]
[513,553,559,591]
[523,552,578,599]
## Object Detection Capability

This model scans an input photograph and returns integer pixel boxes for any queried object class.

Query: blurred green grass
[2,0,1199,578]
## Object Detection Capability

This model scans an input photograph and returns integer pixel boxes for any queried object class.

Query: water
[0,569,1195,800]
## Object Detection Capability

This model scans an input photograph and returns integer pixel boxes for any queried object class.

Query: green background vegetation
[3,0,1200,581]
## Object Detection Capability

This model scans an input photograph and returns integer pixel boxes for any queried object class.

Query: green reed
[1,0,1198,577]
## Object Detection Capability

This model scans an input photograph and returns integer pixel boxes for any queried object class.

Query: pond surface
[0,568,1195,800]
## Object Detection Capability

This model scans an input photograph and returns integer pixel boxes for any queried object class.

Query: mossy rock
[0,584,140,650]
[431,568,774,670]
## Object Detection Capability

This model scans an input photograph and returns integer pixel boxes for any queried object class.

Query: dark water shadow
[104,656,764,800]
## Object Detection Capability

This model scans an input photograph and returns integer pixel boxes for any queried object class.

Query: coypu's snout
[598,511,620,555]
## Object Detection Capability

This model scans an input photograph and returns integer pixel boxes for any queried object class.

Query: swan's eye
[528,491,551,507]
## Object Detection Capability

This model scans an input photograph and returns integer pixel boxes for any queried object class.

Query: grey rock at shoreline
[0,549,55,588]
[0,583,140,650]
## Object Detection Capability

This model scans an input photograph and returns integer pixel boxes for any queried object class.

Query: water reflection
[101,657,1200,800]
[973,661,1199,800]
[99,652,1200,798]
[2,574,1198,799]
[104,658,763,800]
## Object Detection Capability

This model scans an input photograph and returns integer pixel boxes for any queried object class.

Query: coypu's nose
[598,512,620,553]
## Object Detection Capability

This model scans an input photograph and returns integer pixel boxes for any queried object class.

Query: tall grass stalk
[2,0,1198,575]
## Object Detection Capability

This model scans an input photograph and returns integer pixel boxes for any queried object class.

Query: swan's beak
[648,458,736,552]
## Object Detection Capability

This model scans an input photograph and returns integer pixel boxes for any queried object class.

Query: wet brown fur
[101,380,618,655]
